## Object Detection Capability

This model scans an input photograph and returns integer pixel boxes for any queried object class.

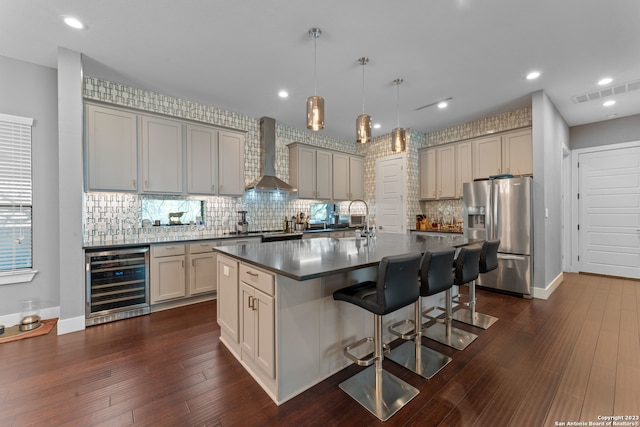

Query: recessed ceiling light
[63,16,86,30]
[437,101,448,109]
[598,77,613,86]
[606,113,617,119]
[373,123,381,129]
[526,71,541,80]
[278,90,289,98]
[603,100,616,107]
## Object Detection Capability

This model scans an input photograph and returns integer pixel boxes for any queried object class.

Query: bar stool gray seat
[424,246,480,351]
[387,249,455,379]
[332,253,422,422]
[452,240,499,329]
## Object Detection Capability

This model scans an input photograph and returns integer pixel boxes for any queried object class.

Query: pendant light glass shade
[307,28,324,131]
[306,95,325,131]
[356,114,372,143]
[391,78,406,152]
[356,57,371,143]
[391,128,406,153]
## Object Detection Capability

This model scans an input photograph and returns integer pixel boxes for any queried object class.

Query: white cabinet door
[332,152,350,201]
[189,252,217,295]
[141,115,183,193]
[349,155,365,200]
[240,281,256,359]
[85,104,138,192]
[253,287,275,378]
[437,145,456,198]
[419,148,437,200]
[473,135,502,179]
[218,130,245,196]
[186,124,217,195]
[290,144,316,198]
[217,254,239,343]
[502,128,532,176]
[150,255,186,303]
[456,142,473,198]
[315,149,332,200]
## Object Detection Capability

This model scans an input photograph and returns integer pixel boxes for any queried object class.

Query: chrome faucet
[348,199,370,235]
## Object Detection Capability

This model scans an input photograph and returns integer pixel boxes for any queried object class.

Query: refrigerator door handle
[498,253,527,261]
[493,183,499,240]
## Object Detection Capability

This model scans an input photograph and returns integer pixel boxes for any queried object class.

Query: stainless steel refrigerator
[463,177,533,297]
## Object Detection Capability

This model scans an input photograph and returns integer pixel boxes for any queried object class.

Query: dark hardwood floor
[1,272,638,426]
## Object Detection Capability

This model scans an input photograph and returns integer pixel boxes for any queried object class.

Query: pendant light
[356,57,372,143]
[306,28,324,131]
[392,78,406,153]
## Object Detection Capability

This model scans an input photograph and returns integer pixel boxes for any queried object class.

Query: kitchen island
[213,233,478,404]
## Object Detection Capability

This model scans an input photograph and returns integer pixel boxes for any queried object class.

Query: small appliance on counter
[236,210,249,234]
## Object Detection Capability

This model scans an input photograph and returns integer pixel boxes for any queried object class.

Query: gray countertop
[213,233,481,281]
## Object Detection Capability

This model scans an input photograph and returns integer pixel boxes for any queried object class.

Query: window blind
[0,113,33,272]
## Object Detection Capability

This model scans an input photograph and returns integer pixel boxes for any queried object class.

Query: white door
[578,146,640,278]
[376,154,406,233]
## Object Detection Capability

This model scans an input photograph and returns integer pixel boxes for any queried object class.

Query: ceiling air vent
[572,79,640,103]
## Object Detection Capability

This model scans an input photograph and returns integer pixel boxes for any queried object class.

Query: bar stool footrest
[344,337,390,367]
[388,319,417,340]
[339,366,419,422]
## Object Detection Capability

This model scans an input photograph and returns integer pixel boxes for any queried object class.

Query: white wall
[570,114,640,150]
[0,55,60,316]
[532,90,568,290]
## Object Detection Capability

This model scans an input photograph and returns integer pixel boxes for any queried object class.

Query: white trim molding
[57,315,86,335]
[533,272,564,300]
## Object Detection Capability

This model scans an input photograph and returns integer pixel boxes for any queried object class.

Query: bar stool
[387,249,455,379]
[423,246,480,351]
[452,240,499,329]
[332,253,422,421]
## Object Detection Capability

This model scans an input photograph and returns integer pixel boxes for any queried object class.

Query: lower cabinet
[150,244,186,303]
[217,254,239,343]
[217,256,276,380]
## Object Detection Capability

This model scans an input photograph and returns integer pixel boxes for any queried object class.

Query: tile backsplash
[82,76,531,242]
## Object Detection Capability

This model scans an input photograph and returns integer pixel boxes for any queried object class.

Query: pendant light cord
[313,36,317,96]
[361,63,366,114]
[396,81,401,128]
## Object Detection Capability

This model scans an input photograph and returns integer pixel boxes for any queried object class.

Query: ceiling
[2,0,639,141]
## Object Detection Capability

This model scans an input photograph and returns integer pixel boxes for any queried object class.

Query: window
[140,197,204,226]
[0,113,36,284]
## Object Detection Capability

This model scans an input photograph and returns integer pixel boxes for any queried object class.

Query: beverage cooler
[463,177,533,297]
[85,246,150,325]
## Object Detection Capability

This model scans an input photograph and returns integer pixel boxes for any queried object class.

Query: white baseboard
[533,272,564,300]
[57,315,86,335]
[0,306,60,328]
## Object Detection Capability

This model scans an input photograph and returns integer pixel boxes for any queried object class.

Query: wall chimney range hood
[245,117,297,192]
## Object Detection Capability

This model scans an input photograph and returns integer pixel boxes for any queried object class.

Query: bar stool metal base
[339,366,419,422]
[453,308,498,330]
[386,340,452,379]
[424,322,478,351]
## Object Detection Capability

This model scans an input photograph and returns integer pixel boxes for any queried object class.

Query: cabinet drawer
[189,241,219,254]
[152,244,185,258]
[240,263,274,296]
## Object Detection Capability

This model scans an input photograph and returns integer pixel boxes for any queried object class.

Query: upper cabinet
[472,135,502,180]
[141,115,183,194]
[502,128,533,176]
[332,152,365,201]
[472,128,532,180]
[419,145,455,200]
[419,127,531,200]
[85,103,245,196]
[288,143,332,200]
[217,131,245,196]
[186,126,245,196]
[455,142,472,198]
[85,104,138,192]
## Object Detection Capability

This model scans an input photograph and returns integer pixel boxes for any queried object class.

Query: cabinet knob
[133,179,136,187]
[211,184,215,192]
[144,180,148,189]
